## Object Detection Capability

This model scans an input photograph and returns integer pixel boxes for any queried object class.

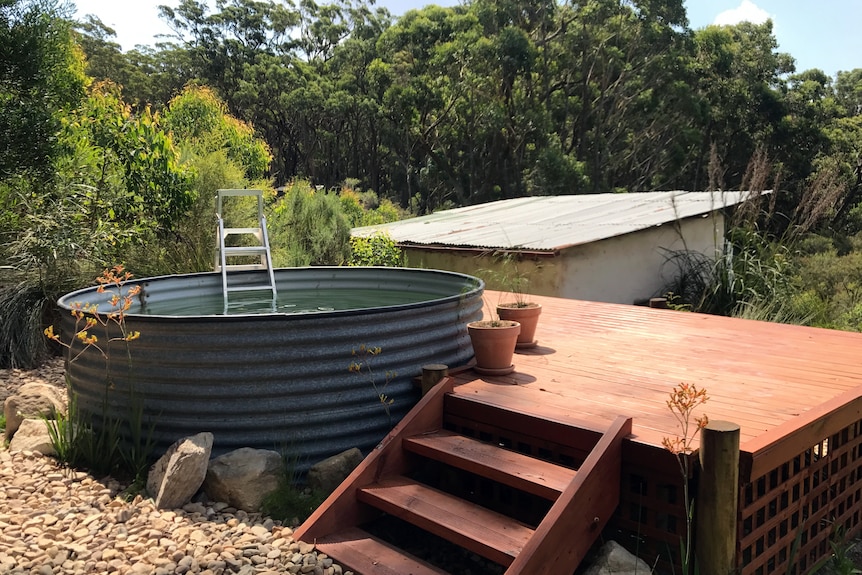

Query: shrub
[268,181,351,267]
[349,232,403,267]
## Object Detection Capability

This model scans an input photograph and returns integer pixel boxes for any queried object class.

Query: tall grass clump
[260,449,327,525]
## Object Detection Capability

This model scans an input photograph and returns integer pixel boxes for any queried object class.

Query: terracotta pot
[467,320,521,375]
[497,303,542,348]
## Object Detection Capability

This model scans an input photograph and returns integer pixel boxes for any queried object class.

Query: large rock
[307,447,364,495]
[584,540,653,575]
[4,383,67,442]
[147,432,213,510]
[7,418,55,455]
[203,448,283,512]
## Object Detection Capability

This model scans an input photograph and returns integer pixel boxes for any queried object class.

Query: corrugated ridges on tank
[58,267,483,471]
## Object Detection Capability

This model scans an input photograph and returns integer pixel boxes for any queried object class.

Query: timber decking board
[453,292,862,455]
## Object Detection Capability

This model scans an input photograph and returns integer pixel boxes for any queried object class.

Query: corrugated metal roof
[352,191,766,252]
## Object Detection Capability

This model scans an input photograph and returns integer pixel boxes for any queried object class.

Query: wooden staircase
[294,377,632,575]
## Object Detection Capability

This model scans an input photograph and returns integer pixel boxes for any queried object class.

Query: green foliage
[0,0,87,181]
[163,85,272,181]
[339,188,366,227]
[793,233,862,331]
[811,525,862,575]
[524,136,590,196]
[59,0,862,231]
[662,228,797,319]
[0,277,66,368]
[260,452,327,525]
[61,82,196,235]
[122,86,272,276]
[349,232,402,267]
[268,181,351,267]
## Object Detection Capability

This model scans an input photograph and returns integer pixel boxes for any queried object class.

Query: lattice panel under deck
[612,460,689,574]
[740,420,862,575]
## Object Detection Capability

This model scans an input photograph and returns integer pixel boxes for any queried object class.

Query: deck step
[403,430,576,500]
[357,475,534,566]
[314,527,447,575]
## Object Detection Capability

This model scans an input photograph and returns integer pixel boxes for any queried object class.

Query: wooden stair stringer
[504,414,633,575]
[293,376,455,543]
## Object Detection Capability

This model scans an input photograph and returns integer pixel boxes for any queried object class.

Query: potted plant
[467,315,521,375]
[494,258,542,348]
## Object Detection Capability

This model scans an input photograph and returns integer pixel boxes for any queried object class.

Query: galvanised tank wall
[58,267,483,470]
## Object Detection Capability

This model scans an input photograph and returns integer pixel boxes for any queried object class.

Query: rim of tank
[56,266,485,322]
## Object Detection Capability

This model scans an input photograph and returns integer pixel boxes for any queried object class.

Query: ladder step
[226,285,276,293]
[315,527,447,575]
[223,227,263,236]
[357,475,534,566]
[218,264,268,272]
[403,430,576,501]
[223,246,268,256]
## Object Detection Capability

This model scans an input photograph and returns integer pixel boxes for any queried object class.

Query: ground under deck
[454,291,862,461]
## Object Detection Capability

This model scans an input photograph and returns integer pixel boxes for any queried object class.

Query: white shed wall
[403,213,725,305]
[556,212,724,304]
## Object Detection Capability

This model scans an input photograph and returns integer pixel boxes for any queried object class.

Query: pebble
[0,360,355,575]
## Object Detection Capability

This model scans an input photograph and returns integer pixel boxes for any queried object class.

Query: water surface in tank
[140,286,446,315]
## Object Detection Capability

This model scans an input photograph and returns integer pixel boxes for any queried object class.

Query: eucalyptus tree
[74,15,192,110]
[690,20,794,190]
[0,0,87,181]
[549,0,698,193]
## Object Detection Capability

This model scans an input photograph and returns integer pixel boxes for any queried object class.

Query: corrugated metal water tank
[58,267,483,471]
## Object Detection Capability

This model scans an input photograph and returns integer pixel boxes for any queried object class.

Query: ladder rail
[260,214,277,302]
[217,213,229,306]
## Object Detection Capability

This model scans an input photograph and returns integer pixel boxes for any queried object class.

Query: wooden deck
[454,292,862,466]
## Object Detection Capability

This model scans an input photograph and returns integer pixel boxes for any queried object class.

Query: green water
[138,287,441,316]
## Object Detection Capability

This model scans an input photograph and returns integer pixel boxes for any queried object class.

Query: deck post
[421,364,448,396]
[696,420,740,575]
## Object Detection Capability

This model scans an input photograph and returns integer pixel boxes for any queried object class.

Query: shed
[352,191,764,305]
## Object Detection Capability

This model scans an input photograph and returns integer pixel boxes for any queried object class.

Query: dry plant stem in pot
[467,319,520,376]
[496,302,542,348]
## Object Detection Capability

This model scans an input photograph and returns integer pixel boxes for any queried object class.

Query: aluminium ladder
[215,189,277,312]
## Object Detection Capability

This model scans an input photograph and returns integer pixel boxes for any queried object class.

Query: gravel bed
[0,359,350,575]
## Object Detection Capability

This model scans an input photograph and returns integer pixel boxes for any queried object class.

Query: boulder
[583,540,653,575]
[307,447,364,495]
[203,448,283,512]
[147,432,213,510]
[8,418,55,455]
[4,383,67,442]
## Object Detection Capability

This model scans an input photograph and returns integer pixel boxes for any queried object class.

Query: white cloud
[713,0,772,26]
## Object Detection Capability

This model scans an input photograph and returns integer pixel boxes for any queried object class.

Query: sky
[70,0,861,77]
